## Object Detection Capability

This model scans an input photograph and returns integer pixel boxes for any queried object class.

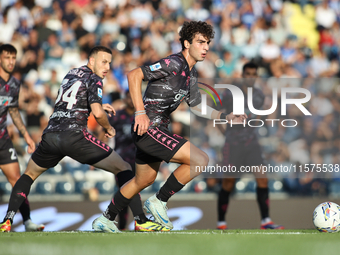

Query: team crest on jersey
[150,63,161,71]
[98,88,102,98]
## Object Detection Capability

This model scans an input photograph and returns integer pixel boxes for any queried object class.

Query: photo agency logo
[200,84,312,127]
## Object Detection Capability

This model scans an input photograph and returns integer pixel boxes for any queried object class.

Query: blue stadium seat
[330,182,340,196]
[95,181,114,194]
[55,181,74,194]
[74,181,91,194]
[245,180,256,193]
[0,182,12,194]
[46,164,64,175]
[268,180,283,193]
[35,182,54,195]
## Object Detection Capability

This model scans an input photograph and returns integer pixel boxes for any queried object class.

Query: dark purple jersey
[0,75,20,149]
[44,66,103,133]
[109,109,135,166]
[222,86,265,142]
[140,52,201,128]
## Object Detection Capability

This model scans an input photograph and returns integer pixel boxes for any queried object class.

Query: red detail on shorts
[156,134,161,139]
[161,137,166,143]
[172,144,176,149]
[167,140,171,146]
[181,71,186,76]
[173,134,182,139]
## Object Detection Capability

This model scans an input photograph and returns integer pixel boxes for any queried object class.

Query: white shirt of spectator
[259,40,280,60]
[316,4,336,28]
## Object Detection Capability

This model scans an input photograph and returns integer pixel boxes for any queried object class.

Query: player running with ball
[93,21,247,231]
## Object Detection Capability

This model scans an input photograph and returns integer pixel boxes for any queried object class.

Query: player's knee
[6,174,20,187]
[135,176,155,189]
[195,151,209,167]
[257,178,268,188]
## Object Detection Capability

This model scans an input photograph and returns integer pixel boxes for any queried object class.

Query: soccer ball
[313,202,340,233]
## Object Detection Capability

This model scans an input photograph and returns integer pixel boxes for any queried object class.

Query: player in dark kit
[93,21,247,230]
[0,44,44,232]
[0,46,169,233]
[217,62,284,230]
[108,91,135,230]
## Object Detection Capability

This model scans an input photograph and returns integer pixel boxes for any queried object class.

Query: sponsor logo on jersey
[0,96,13,106]
[98,88,102,98]
[150,63,161,71]
[50,111,71,119]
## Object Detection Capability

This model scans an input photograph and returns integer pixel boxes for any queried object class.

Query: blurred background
[1,0,340,207]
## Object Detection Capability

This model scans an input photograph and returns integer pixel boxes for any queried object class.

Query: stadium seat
[244,180,256,193]
[74,181,92,194]
[55,181,75,194]
[268,180,283,193]
[330,182,340,197]
[0,182,12,195]
[95,181,114,194]
[46,164,64,175]
[35,181,54,195]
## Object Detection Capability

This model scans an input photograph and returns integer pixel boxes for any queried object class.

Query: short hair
[179,21,215,51]
[0,44,17,55]
[242,62,258,73]
[88,46,112,59]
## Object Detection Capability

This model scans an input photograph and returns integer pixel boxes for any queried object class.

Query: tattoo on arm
[8,107,27,136]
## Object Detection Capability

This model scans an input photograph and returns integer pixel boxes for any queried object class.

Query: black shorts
[32,130,113,169]
[132,126,187,164]
[0,140,18,165]
[222,137,264,170]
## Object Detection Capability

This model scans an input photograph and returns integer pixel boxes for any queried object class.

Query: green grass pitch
[1,230,340,255]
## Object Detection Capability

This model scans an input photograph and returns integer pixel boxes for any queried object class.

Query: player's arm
[8,107,35,153]
[127,67,149,136]
[190,104,247,123]
[90,103,115,138]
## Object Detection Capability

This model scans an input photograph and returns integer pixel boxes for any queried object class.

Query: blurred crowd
[1,0,340,197]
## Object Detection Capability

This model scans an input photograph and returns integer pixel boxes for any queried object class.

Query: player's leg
[255,171,284,229]
[0,159,48,232]
[217,178,236,230]
[144,141,208,229]
[93,162,169,232]
[0,161,45,232]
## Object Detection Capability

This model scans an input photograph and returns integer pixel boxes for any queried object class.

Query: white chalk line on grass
[47,231,318,235]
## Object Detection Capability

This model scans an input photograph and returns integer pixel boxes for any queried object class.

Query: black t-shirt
[221,87,265,142]
[44,66,103,134]
[109,109,135,166]
[140,52,201,128]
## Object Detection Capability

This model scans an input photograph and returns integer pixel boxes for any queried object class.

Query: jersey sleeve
[8,80,20,108]
[186,71,201,107]
[140,56,183,82]
[87,75,103,105]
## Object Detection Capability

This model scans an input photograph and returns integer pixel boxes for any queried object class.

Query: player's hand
[134,113,150,136]
[102,104,116,117]
[105,126,116,138]
[226,112,247,124]
[24,134,36,154]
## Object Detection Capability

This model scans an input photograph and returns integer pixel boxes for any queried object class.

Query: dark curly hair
[179,21,215,51]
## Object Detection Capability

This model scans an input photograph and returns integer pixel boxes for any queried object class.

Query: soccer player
[0,44,44,232]
[216,62,284,230]
[0,46,169,233]
[92,21,247,230]
[108,91,135,230]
